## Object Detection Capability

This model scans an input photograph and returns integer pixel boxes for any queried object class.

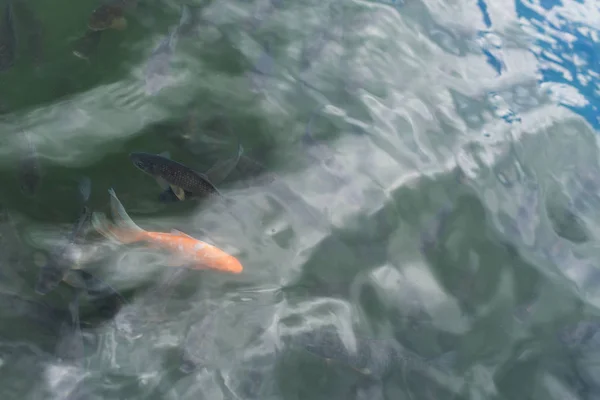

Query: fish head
[129,152,160,175]
[228,258,244,274]
[215,256,243,274]
[179,358,198,374]
[193,255,243,274]
[72,30,103,60]
[192,242,244,274]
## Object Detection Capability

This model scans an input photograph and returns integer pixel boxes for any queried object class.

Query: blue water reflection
[516,0,600,130]
[476,0,505,76]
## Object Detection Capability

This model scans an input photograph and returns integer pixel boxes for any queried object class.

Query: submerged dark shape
[204,140,244,185]
[72,30,103,60]
[248,39,275,93]
[234,154,278,187]
[35,209,92,294]
[420,203,453,253]
[35,178,93,295]
[179,304,223,373]
[65,269,127,306]
[0,2,16,72]
[88,3,127,31]
[144,4,200,96]
[129,151,221,201]
[18,130,41,196]
[302,106,344,167]
[547,203,589,244]
[158,188,180,203]
[557,319,600,350]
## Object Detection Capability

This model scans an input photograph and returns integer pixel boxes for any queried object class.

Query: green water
[0,0,600,398]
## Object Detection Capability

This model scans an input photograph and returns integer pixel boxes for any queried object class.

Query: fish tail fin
[92,212,142,245]
[107,189,145,235]
[204,141,243,185]
[91,212,120,243]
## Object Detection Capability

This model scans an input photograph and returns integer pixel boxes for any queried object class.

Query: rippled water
[1,0,600,398]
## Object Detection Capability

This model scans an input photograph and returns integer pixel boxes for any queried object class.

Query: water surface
[1,0,600,398]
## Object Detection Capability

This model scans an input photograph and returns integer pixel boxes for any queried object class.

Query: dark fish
[144,4,194,96]
[180,304,223,373]
[64,269,127,306]
[0,2,16,72]
[158,142,244,203]
[72,30,102,61]
[35,178,93,295]
[129,151,222,201]
[18,130,41,196]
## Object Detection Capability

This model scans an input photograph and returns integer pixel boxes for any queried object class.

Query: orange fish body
[92,189,243,274]
[144,231,243,274]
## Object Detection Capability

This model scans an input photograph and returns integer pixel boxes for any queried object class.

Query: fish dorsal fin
[108,188,143,233]
[170,229,195,239]
[158,151,171,159]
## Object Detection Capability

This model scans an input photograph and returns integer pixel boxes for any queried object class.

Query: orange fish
[91,189,243,274]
